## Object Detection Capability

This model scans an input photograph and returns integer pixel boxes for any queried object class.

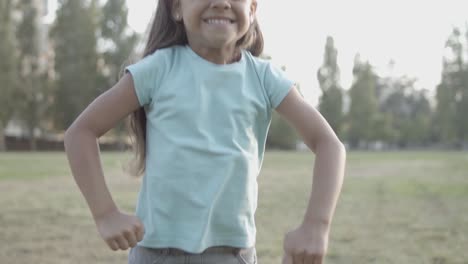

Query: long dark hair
[130,0,264,176]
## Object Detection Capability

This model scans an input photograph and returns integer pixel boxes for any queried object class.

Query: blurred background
[1,0,468,151]
[0,0,467,263]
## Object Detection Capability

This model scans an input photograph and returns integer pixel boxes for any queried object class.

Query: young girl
[64,0,346,263]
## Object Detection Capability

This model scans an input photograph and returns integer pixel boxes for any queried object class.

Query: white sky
[49,0,468,105]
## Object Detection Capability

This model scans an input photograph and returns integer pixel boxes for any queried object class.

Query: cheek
[243,8,254,26]
[239,16,252,33]
[234,11,250,29]
[183,17,200,33]
[181,8,202,27]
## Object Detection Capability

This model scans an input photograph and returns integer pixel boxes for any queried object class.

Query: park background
[1,0,468,263]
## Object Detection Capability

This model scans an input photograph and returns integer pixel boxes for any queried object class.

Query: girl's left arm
[275,86,346,263]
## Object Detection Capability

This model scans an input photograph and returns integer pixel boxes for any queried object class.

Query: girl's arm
[275,86,346,264]
[64,73,143,251]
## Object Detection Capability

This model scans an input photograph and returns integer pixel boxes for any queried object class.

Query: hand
[281,223,329,264]
[94,209,145,251]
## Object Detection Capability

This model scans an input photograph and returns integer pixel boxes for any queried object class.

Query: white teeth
[206,19,232,24]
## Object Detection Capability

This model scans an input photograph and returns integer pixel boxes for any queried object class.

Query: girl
[64,0,346,263]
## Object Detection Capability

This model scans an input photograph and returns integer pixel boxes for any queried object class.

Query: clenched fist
[95,210,145,251]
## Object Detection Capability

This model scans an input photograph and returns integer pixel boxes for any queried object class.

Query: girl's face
[174,0,257,52]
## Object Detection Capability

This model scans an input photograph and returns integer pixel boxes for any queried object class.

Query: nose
[210,0,231,10]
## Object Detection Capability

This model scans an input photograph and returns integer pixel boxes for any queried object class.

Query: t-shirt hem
[137,236,256,254]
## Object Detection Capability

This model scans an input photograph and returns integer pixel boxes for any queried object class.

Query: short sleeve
[263,62,295,109]
[125,50,167,106]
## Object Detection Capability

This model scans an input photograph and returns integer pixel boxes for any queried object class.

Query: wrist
[92,205,119,222]
[301,217,331,233]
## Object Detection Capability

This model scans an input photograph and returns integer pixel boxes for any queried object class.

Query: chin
[207,39,237,49]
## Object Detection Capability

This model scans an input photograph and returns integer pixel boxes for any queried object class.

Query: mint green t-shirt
[125,45,294,253]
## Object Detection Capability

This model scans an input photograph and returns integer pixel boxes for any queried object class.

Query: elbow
[63,123,95,151]
[326,136,346,154]
[64,124,77,151]
[334,139,347,158]
[64,124,74,141]
[309,135,346,156]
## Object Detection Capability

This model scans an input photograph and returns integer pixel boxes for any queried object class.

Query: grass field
[1,151,467,264]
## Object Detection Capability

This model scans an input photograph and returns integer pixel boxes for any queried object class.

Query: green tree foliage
[100,0,138,86]
[100,0,138,144]
[435,27,468,146]
[379,76,432,147]
[16,0,49,150]
[317,36,344,137]
[50,0,100,130]
[267,111,298,150]
[0,0,18,151]
[347,55,380,148]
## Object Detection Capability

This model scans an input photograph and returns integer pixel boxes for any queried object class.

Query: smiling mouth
[203,18,235,25]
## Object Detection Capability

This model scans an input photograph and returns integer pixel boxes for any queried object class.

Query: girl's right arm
[64,73,144,251]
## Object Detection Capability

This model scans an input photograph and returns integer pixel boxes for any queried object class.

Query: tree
[379,75,432,147]
[405,90,432,146]
[0,0,18,151]
[317,36,344,137]
[435,27,468,146]
[16,0,49,150]
[50,0,101,130]
[100,0,139,145]
[347,55,380,148]
[456,26,468,145]
[100,0,138,86]
[267,111,298,150]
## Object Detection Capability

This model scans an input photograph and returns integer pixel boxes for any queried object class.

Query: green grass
[0,151,467,263]
[0,152,131,180]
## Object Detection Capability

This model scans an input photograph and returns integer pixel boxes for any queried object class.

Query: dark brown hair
[130,0,264,176]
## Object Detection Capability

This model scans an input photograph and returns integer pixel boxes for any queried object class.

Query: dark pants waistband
[152,246,247,256]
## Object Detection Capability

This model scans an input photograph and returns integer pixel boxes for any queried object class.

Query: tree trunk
[0,122,6,151]
[29,126,37,151]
